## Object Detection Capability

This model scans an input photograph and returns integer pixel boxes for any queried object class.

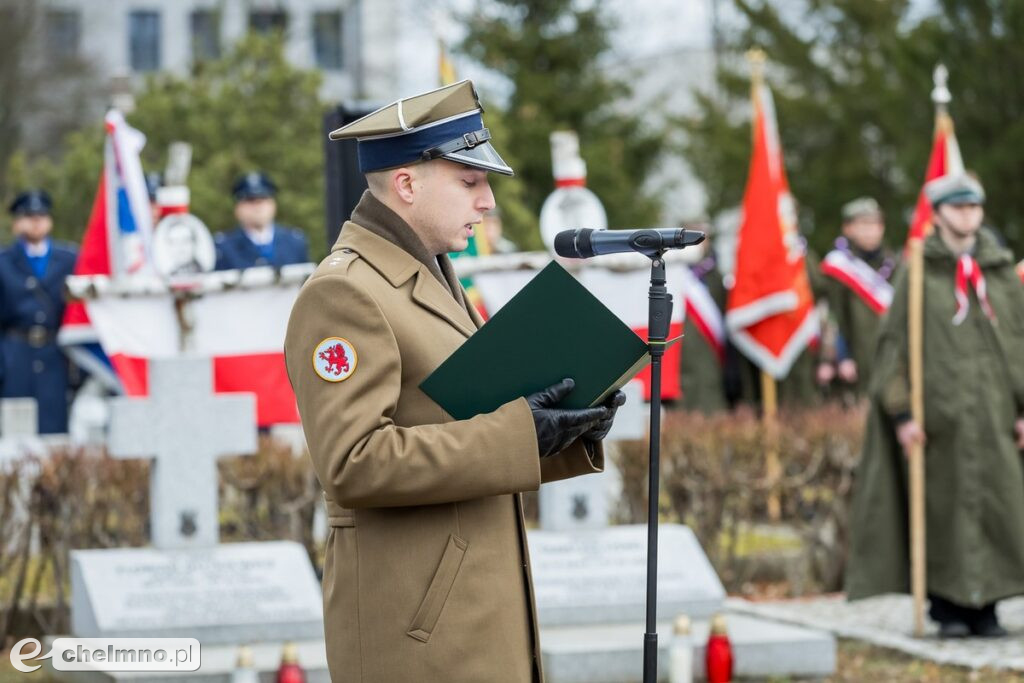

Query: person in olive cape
[845,173,1024,638]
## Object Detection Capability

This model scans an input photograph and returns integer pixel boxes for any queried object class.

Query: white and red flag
[680,265,725,363]
[82,281,302,426]
[820,246,894,315]
[58,110,155,390]
[725,79,817,378]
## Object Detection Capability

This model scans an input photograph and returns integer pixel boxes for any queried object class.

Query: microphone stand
[642,251,672,683]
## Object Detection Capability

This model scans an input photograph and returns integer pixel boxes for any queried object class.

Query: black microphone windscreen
[682,230,706,246]
[554,229,596,258]
[553,230,578,258]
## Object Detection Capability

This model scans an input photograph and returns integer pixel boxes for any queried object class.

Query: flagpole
[908,233,926,638]
[760,370,782,520]
[908,64,951,638]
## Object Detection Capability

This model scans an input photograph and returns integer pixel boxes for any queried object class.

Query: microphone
[553,228,706,259]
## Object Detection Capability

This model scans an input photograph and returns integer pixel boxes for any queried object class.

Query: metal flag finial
[746,48,766,86]
[931,64,951,105]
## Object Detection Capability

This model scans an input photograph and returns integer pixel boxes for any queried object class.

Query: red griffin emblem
[318,343,351,377]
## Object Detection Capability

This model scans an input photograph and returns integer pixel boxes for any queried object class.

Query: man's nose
[478,182,496,212]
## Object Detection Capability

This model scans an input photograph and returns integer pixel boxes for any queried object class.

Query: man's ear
[392,168,417,204]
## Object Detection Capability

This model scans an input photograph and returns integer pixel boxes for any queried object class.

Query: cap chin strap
[421,128,491,160]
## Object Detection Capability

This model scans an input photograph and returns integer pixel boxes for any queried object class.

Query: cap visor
[443,142,514,176]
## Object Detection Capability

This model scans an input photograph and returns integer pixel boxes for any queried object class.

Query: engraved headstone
[529,524,836,683]
[71,541,323,644]
[69,356,325,657]
[528,524,725,627]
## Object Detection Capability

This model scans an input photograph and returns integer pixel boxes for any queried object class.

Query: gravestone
[529,524,725,627]
[539,381,646,532]
[70,541,323,644]
[0,397,44,463]
[105,356,257,548]
[0,398,45,554]
[529,523,836,682]
[68,356,325,656]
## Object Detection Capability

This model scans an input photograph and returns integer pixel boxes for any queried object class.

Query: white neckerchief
[244,224,275,246]
[23,239,50,258]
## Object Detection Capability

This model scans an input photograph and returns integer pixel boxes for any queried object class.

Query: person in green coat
[678,237,730,413]
[781,245,824,408]
[818,197,899,398]
[846,173,1024,638]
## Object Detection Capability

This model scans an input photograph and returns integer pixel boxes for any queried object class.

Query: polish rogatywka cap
[924,172,985,207]
[328,80,514,176]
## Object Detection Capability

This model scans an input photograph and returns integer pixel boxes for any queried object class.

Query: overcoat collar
[336,220,479,339]
[925,227,1014,269]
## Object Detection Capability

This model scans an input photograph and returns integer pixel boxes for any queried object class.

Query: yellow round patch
[312,337,358,382]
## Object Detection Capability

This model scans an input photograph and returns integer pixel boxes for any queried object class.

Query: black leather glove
[527,378,610,458]
[582,390,626,442]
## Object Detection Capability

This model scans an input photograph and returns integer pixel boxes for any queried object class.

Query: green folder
[421,261,665,420]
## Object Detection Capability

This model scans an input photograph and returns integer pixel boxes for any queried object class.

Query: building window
[45,9,81,63]
[129,10,161,72]
[249,10,288,35]
[313,11,344,70]
[191,10,221,62]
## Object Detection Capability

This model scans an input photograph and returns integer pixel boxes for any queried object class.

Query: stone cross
[0,398,45,553]
[0,398,43,464]
[108,356,257,549]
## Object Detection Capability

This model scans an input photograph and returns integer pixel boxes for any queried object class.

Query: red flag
[58,173,127,390]
[908,110,963,243]
[725,80,817,378]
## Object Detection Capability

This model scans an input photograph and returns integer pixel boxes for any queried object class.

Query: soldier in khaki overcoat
[284,81,625,682]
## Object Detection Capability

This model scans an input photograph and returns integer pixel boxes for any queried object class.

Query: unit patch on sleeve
[313,337,358,382]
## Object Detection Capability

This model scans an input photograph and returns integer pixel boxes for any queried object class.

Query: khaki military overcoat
[285,217,602,683]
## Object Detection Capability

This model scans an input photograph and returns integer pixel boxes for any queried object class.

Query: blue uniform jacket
[0,240,78,433]
[213,225,309,270]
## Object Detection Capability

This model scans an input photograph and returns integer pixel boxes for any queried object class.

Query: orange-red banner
[725,81,817,378]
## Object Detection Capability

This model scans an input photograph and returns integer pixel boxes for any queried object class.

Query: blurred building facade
[28,0,722,227]
[31,0,415,103]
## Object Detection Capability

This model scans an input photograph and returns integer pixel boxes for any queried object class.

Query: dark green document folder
[421,261,658,420]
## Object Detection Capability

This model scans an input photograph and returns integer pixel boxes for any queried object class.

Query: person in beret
[0,190,79,433]
[817,197,898,398]
[847,173,1024,638]
[284,80,625,682]
[213,171,309,270]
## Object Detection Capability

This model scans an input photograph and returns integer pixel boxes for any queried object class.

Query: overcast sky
[396,0,716,100]
[396,0,938,99]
